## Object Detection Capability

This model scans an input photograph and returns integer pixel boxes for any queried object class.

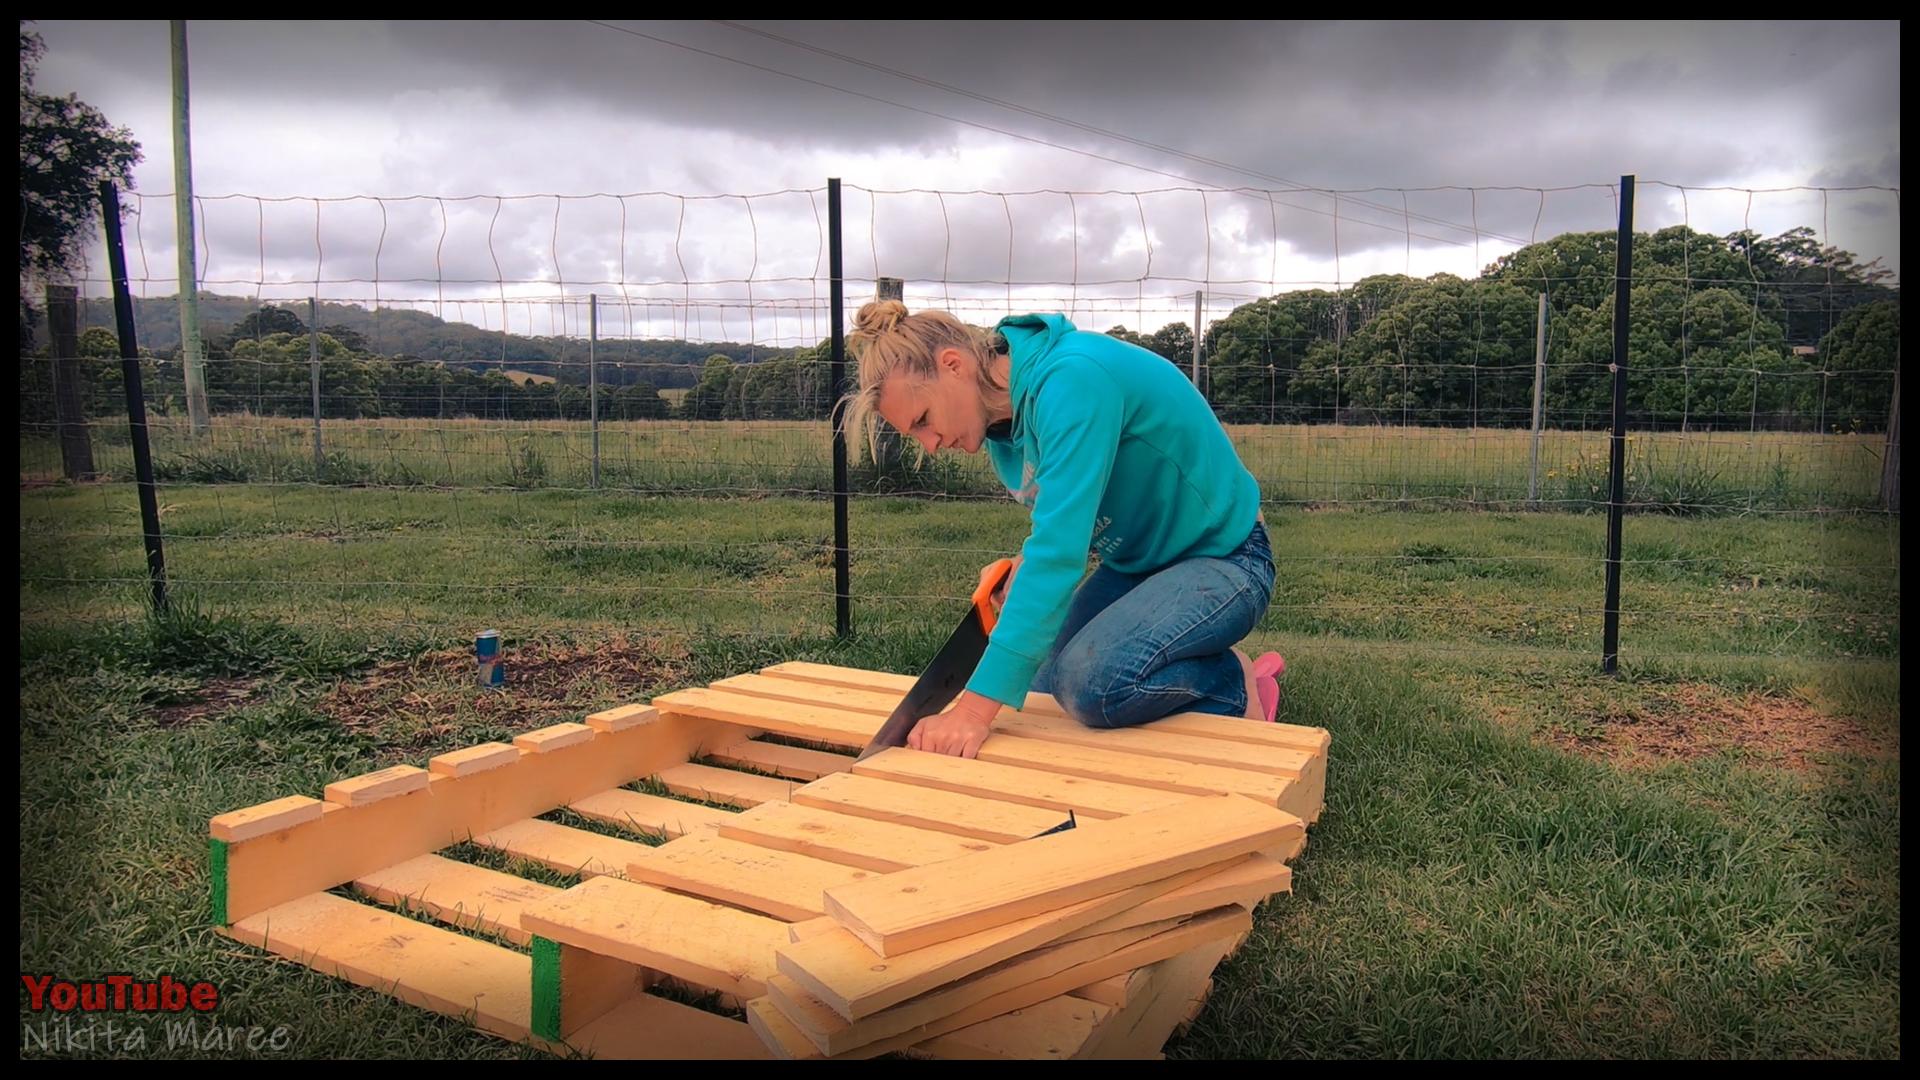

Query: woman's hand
[907,690,1000,758]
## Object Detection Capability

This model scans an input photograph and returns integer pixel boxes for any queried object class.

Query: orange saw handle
[972,558,1017,635]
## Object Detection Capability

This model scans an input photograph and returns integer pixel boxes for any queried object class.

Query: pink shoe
[1251,652,1285,722]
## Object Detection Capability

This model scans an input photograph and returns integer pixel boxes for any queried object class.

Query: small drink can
[476,630,505,689]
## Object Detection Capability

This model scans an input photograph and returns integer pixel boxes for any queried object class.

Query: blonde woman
[843,302,1284,759]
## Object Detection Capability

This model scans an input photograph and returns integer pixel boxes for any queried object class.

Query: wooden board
[324,764,429,807]
[561,991,773,1060]
[745,990,1113,1061]
[740,663,1324,822]
[1055,854,1290,946]
[216,711,724,923]
[651,687,876,749]
[705,739,854,781]
[654,762,796,808]
[755,906,1250,1058]
[215,658,1332,1059]
[520,875,789,999]
[972,735,1301,814]
[821,793,1300,956]
[565,788,735,839]
[583,703,658,733]
[767,918,1174,1056]
[1078,938,1231,1059]
[1070,967,1151,1008]
[540,941,649,1042]
[744,994,834,1060]
[717,801,1000,873]
[757,660,1330,754]
[988,712,1314,779]
[351,852,561,946]
[626,832,878,922]
[224,891,532,1042]
[209,795,323,842]
[791,771,1068,844]
[850,748,1191,819]
[429,743,522,778]
[775,860,1232,1021]
[720,671,1315,778]
[915,995,1114,1060]
[1173,978,1214,1038]
[515,722,595,754]
[470,817,655,879]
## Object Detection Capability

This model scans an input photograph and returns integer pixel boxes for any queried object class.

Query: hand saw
[855,557,1017,761]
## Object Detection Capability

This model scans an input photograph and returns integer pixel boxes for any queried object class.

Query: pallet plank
[429,743,522,779]
[470,818,655,879]
[822,794,1300,956]
[521,875,789,999]
[627,832,878,922]
[209,795,324,843]
[791,772,1067,844]
[514,723,594,754]
[705,739,853,781]
[225,892,533,1042]
[767,919,1171,1056]
[768,907,1249,1058]
[566,788,735,839]
[652,687,875,748]
[758,661,1329,754]
[915,995,1113,1060]
[324,764,429,808]
[852,747,1190,819]
[721,671,1315,778]
[718,801,1000,873]
[351,853,561,946]
[563,992,773,1060]
[1078,938,1231,1059]
[973,735,1304,818]
[775,860,1232,1021]
[217,712,724,923]
[655,762,796,809]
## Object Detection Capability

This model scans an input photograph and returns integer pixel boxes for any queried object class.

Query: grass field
[17,424,1901,1057]
[20,415,1893,512]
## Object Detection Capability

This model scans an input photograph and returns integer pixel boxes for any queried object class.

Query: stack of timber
[208,661,1330,1059]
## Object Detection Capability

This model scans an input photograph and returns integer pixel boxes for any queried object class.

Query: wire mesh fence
[18,179,1901,666]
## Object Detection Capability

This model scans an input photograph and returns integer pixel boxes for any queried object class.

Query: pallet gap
[685,755,789,781]
[439,840,587,888]
[751,732,860,757]
[625,775,750,815]
[537,805,673,847]
[323,881,535,955]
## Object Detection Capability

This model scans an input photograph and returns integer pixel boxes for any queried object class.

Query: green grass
[20,485,1898,660]
[1179,651,1898,1058]
[17,480,1900,1058]
[20,414,1892,512]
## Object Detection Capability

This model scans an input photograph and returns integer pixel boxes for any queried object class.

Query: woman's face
[876,346,987,455]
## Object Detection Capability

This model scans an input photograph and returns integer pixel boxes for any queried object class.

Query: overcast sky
[28,20,1902,343]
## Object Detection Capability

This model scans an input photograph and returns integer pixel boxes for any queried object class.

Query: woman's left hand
[907,691,1000,758]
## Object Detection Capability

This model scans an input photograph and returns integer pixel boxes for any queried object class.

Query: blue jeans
[1028,521,1275,729]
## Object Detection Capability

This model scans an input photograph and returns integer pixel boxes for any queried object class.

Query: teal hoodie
[966,313,1263,706]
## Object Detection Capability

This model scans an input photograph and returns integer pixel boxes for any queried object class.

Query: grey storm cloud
[31,20,1900,340]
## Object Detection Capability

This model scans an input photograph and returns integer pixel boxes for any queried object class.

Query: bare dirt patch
[1544,683,1892,770]
[316,635,691,748]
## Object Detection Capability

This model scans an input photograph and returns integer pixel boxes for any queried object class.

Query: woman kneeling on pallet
[843,301,1285,759]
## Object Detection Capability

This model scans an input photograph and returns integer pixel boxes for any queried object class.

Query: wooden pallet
[210,662,1329,1059]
